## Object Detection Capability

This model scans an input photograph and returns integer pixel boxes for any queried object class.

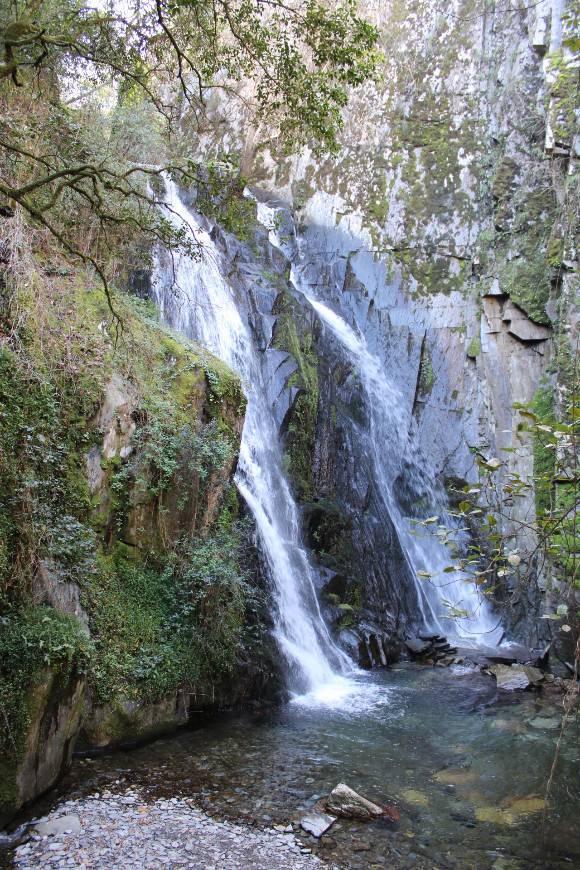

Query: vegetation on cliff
[0,242,267,817]
[0,0,382,820]
[0,0,380,305]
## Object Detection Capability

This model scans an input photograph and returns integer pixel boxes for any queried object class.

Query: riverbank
[11,790,324,870]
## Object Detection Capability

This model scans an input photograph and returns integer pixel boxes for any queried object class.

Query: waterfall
[256,201,503,647]
[153,179,352,695]
[298,292,503,645]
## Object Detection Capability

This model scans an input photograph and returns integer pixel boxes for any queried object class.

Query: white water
[256,202,503,646]
[154,180,353,698]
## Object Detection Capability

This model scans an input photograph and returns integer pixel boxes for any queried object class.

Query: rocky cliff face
[0,274,278,825]
[186,0,577,649]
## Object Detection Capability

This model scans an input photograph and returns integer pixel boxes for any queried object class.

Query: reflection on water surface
[18,664,580,868]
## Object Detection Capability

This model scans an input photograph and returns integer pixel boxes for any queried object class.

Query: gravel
[13,789,325,869]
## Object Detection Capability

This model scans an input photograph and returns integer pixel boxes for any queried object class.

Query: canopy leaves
[0,0,380,297]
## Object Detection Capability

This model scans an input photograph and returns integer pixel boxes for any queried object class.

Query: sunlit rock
[325,783,384,821]
[489,664,544,691]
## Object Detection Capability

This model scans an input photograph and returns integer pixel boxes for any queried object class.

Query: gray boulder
[33,815,82,837]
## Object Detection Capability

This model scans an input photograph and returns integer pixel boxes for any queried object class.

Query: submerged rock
[299,812,336,838]
[475,806,517,826]
[489,664,544,690]
[529,716,560,730]
[506,796,546,814]
[433,768,478,787]
[400,788,429,807]
[325,783,384,821]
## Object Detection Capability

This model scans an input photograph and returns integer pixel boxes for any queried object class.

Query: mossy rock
[467,335,481,359]
[491,157,519,200]
[80,692,188,749]
[272,288,320,499]
[0,608,91,824]
[0,263,256,822]
[498,252,552,325]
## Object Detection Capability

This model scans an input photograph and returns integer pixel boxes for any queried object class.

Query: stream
[8,663,578,869]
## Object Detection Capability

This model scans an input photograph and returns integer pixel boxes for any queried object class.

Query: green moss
[368,169,389,224]
[308,500,353,568]
[417,344,435,394]
[467,335,481,359]
[0,606,93,809]
[272,290,320,499]
[218,484,241,531]
[498,250,552,325]
[491,157,519,200]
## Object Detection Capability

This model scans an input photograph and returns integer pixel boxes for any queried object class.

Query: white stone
[33,815,82,837]
[299,812,336,838]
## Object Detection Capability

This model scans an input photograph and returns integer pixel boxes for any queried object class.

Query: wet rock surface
[405,635,460,666]
[14,791,324,869]
[300,812,336,838]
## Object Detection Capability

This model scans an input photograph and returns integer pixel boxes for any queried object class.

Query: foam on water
[291,673,394,715]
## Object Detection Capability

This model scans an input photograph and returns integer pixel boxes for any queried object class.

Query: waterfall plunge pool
[13,663,578,869]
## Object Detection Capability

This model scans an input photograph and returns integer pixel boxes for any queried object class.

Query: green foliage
[0,0,379,294]
[0,344,99,608]
[531,383,557,514]
[0,606,93,754]
[193,162,257,241]
[85,525,249,704]
[111,415,233,532]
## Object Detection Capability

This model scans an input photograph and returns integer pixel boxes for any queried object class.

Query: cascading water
[297,293,503,645]
[153,179,353,697]
[256,201,503,647]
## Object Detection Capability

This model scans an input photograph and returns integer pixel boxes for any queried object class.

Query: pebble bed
[13,789,326,869]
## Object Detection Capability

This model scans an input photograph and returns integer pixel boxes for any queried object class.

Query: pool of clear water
[13,664,580,868]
